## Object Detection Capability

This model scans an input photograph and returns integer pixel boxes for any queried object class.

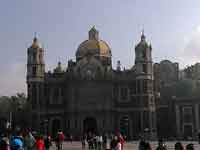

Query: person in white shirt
[116,140,122,150]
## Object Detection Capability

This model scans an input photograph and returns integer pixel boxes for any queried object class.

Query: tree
[0,93,31,130]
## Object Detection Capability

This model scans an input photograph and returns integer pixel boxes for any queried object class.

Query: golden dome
[76,27,111,59]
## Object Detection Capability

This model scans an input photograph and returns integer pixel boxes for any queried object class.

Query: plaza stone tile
[49,141,200,150]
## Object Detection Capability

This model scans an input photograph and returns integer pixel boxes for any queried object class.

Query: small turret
[116,60,121,71]
[54,61,63,73]
[141,30,146,42]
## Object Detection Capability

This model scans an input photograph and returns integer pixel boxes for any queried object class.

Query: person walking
[10,132,24,150]
[99,135,103,150]
[117,133,125,150]
[144,142,152,150]
[110,136,118,150]
[186,144,194,150]
[69,135,73,144]
[81,135,87,150]
[116,139,121,150]
[24,129,36,150]
[105,135,111,150]
[175,142,183,150]
[0,133,10,150]
[156,139,167,150]
[36,135,44,150]
[138,140,146,150]
[44,135,51,150]
[56,131,64,150]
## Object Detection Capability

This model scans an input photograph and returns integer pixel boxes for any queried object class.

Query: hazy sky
[1,0,200,96]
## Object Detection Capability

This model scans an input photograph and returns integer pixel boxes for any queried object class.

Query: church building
[27,27,157,139]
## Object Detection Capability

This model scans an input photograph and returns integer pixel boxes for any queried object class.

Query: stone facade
[174,98,200,139]
[27,27,157,139]
[154,60,200,139]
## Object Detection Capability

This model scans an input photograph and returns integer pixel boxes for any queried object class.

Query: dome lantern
[31,32,40,49]
[76,28,112,60]
[89,26,99,40]
[141,30,146,42]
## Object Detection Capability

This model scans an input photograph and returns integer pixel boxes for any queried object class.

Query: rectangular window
[75,120,77,128]
[143,111,149,128]
[147,80,153,91]
[32,67,36,77]
[142,64,147,73]
[44,86,50,104]
[183,107,193,123]
[136,96,140,106]
[137,80,141,94]
[103,120,105,128]
[141,96,149,107]
[52,87,63,104]
[54,87,59,100]
[113,85,119,100]
[132,96,139,106]
[129,81,136,95]
[143,80,148,93]
[33,53,37,62]
[120,87,128,101]
[32,84,37,106]
[67,120,70,129]
[61,88,65,97]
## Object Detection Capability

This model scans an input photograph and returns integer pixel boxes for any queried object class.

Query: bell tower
[135,31,153,77]
[134,31,157,139]
[27,35,45,130]
[27,35,45,80]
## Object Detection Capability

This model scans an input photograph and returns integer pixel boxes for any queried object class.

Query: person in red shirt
[117,133,125,150]
[56,131,65,150]
[36,135,44,150]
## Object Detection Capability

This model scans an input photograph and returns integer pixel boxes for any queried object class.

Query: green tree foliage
[0,93,31,129]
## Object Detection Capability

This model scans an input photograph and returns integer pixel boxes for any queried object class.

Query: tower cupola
[89,26,99,40]
[135,32,153,76]
[141,30,146,42]
[27,34,45,81]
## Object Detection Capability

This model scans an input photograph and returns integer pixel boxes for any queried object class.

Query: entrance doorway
[52,119,61,138]
[83,117,97,134]
[183,125,193,138]
[120,116,130,138]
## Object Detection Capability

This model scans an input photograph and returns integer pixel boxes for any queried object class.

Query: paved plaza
[49,141,200,150]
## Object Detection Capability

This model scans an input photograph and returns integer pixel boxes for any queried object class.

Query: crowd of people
[81,132,125,150]
[138,139,194,150]
[0,128,64,150]
[0,128,197,150]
